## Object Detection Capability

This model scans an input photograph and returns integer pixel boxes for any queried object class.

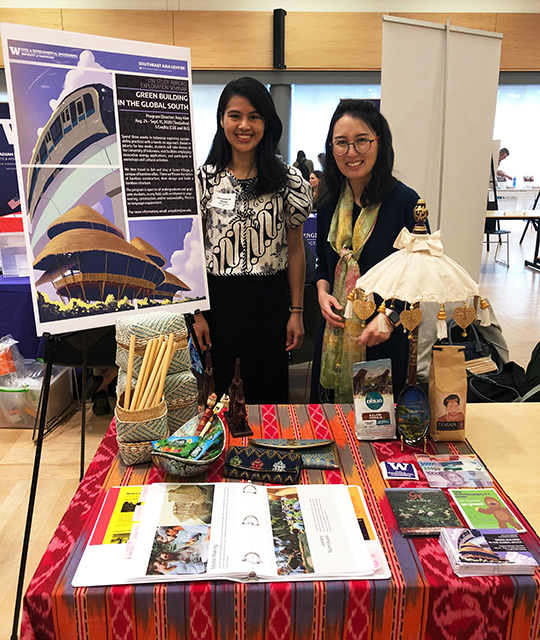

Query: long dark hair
[321,99,397,207]
[205,77,287,195]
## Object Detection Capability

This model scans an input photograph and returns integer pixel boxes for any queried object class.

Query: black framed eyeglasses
[331,136,380,156]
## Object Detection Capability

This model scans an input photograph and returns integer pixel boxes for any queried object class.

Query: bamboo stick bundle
[138,336,168,410]
[124,334,136,410]
[150,333,176,408]
[130,337,158,410]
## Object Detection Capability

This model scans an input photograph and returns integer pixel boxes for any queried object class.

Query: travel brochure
[449,488,526,533]
[415,454,493,488]
[439,527,537,576]
[385,488,462,537]
[72,482,391,587]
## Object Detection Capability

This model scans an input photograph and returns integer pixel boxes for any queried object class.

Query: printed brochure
[439,527,538,576]
[449,488,526,533]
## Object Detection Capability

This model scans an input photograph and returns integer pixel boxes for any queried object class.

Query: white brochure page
[297,484,374,576]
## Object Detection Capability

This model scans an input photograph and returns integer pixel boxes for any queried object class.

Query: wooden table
[21,404,540,640]
[486,209,540,270]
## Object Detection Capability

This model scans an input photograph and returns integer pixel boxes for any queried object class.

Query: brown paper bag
[428,345,467,442]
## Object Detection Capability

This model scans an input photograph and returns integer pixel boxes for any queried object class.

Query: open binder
[72,482,391,586]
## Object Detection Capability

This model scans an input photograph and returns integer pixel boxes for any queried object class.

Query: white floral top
[198,164,311,276]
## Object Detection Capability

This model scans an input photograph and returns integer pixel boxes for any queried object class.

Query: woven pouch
[223,445,302,485]
[115,394,168,443]
[248,438,339,470]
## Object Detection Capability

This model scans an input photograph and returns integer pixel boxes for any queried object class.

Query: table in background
[21,404,540,640]
[0,276,40,358]
[486,210,540,270]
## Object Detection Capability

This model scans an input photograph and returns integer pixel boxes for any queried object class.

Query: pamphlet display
[72,482,391,587]
[385,487,462,537]
[439,527,538,577]
[449,488,526,533]
[1,23,209,336]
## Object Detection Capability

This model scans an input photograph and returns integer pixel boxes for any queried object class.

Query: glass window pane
[494,85,540,186]
[290,84,380,168]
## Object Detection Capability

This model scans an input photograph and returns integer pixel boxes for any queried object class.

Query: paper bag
[429,346,467,442]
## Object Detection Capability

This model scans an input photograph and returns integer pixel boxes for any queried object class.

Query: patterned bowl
[151,412,225,477]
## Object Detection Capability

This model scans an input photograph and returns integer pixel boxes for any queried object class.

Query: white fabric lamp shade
[356,228,480,304]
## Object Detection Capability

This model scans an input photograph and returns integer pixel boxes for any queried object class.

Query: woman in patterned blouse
[194,78,312,403]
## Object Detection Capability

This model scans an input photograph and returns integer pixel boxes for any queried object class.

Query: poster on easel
[1,23,209,336]
[0,102,22,230]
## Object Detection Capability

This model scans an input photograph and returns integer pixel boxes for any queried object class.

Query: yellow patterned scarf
[320,182,380,403]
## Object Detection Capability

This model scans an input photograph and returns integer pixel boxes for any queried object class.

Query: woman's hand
[193,313,212,351]
[357,316,393,348]
[286,312,304,351]
[318,290,344,329]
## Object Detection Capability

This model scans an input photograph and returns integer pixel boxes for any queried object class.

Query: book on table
[439,527,538,576]
[415,454,493,488]
[385,487,462,537]
[72,482,391,586]
[448,487,526,533]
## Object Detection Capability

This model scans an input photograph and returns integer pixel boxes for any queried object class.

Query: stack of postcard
[439,527,538,576]
[72,482,392,586]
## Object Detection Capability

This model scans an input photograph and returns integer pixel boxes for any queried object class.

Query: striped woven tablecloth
[21,404,540,640]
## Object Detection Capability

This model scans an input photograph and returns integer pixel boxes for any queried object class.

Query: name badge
[211,191,236,210]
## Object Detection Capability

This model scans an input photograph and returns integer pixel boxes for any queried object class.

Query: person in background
[311,99,419,403]
[195,77,312,404]
[309,170,326,209]
[317,152,326,170]
[293,150,314,180]
[497,147,512,181]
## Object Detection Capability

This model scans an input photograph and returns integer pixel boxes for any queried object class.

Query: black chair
[484,218,510,267]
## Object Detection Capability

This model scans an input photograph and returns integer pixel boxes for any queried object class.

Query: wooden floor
[0,219,539,640]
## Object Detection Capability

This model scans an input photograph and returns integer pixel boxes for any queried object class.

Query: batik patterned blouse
[198,164,311,276]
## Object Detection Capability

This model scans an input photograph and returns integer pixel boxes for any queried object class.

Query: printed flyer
[1,23,208,336]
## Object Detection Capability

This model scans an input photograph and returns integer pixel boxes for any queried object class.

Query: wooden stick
[130,337,157,410]
[124,334,136,410]
[134,337,161,410]
[139,337,168,410]
[151,333,175,407]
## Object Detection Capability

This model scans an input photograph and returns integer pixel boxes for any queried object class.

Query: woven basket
[118,439,154,465]
[167,404,199,434]
[117,369,198,408]
[115,393,168,443]
[115,311,191,375]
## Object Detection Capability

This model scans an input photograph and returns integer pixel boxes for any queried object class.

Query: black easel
[10,331,89,640]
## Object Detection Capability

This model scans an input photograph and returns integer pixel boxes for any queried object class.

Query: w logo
[388,463,410,471]
[9,46,21,56]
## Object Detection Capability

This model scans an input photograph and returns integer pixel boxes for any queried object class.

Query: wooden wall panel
[286,12,383,70]
[1,10,540,72]
[389,13,497,32]
[0,9,62,67]
[496,13,540,71]
[61,9,174,45]
[173,11,272,70]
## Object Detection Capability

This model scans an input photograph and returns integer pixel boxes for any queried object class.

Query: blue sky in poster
[128,217,206,299]
[8,54,114,164]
